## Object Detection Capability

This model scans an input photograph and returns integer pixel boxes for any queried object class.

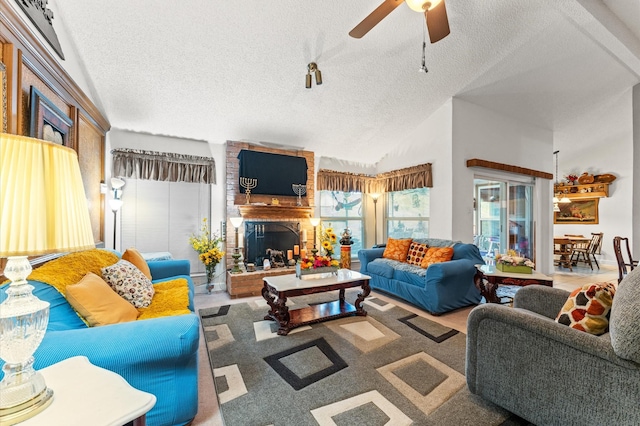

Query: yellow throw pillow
[382,238,413,262]
[122,248,152,280]
[421,247,454,268]
[66,273,139,327]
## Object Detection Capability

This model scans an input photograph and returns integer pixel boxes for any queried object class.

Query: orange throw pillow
[382,238,413,262]
[421,247,454,268]
[122,248,152,280]
[66,273,139,326]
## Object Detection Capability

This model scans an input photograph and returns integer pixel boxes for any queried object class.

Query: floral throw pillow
[555,282,616,335]
[420,247,454,269]
[406,242,429,266]
[101,260,155,308]
[382,238,413,262]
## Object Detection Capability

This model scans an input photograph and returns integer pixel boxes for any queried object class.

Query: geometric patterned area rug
[199,290,532,426]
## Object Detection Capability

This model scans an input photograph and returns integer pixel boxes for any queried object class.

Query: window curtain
[377,163,432,192]
[317,163,432,193]
[112,148,216,184]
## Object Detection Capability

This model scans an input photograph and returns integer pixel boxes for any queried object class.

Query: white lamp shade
[369,193,381,201]
[0,133,95,256]
[110,177,125,189]
[309,217,321,227]
[405,0,442,12]
[230,217,244,228]
[109,199,123,212]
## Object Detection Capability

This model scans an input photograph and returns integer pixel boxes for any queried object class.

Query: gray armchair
[466,268,640,425]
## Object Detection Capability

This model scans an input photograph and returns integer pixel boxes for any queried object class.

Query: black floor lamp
[109,178,125,250]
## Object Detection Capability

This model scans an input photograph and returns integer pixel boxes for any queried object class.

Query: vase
[295,263,338,279]
[340,245,351,270]
[205,263,217,292]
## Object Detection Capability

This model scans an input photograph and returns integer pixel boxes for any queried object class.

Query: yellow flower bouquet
[189,218,224,283]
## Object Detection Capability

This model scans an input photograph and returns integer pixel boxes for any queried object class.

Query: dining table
[554,236,591,267]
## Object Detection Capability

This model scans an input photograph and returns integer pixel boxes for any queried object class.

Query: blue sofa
[0,255,200,426]
[358,238,485,314]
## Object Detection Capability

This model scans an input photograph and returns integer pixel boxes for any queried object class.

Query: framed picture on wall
[29,86,73,146]
[554,197,599,224]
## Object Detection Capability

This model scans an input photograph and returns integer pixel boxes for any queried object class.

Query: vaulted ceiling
[52,0,640,164]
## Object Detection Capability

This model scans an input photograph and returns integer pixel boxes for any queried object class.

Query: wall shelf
[554,182,609,199]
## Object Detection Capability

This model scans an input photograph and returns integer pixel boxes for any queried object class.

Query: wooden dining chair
[554,238,574,271]
[613,236,638,283]
[571,232,603,270]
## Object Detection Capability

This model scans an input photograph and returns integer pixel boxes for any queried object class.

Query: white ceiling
[51,0,640,164]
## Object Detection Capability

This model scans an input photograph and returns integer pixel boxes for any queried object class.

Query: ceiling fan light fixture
[306,63,322,88]
[406,0,442,13]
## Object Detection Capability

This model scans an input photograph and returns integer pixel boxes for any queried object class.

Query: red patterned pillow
[555,282,616,335]
[382,238,413,262]
[406,242,429,266]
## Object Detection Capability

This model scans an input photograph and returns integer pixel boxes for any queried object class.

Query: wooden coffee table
[262,270,371,335]
[474,264,553,304]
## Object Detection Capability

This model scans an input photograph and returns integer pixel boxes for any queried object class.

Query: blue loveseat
[0,253,200,426]
[358,238,485,314]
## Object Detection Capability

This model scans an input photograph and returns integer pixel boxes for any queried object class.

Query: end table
[18,356,155,426]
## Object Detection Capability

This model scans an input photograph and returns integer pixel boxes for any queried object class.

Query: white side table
[19,356,156,426]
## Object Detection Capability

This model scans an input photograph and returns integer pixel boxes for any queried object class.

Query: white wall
[553,89,635,266]
[451,98,555,273]
[376,100,454,240]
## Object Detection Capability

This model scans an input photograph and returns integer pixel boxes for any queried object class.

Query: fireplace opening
[244,221,300,268]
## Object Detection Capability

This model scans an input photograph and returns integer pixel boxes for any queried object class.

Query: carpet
[200,290,531,426]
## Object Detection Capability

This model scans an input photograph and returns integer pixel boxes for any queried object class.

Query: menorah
[240,177,257,204]
[292,184,306,206]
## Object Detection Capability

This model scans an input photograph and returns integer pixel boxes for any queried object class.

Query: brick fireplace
[225,141,316,297]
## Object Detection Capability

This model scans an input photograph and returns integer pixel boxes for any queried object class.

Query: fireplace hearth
[244,221,300,268]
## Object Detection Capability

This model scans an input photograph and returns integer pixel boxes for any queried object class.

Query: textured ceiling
[51,0,640,164]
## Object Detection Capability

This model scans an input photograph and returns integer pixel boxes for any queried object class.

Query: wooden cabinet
[554,182,609,199]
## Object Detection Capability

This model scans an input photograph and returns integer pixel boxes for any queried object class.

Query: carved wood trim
[0,3,110,133]
[238,205,312,220]
[466,158,553,180]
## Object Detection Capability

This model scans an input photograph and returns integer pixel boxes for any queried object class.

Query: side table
[18,356,156,426]
[474,264,553,304]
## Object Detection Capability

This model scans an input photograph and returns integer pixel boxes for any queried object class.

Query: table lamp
[0,134,95,423]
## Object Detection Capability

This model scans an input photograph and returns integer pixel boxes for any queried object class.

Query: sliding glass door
[473,177,534,263]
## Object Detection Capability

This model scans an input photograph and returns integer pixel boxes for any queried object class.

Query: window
[120,180,211,274]
[386,187,430,239]
[319,191,364,258]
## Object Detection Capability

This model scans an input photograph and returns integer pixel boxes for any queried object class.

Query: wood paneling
[78,113,105,246]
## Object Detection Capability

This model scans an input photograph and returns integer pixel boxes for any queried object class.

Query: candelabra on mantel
[292,184,306,206]
[240,177,257,204]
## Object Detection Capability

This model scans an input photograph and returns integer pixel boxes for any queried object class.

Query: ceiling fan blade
[349,0,404,39]
[426,0,450,43]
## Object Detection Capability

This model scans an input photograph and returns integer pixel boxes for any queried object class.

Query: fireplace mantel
[237,204,312,220]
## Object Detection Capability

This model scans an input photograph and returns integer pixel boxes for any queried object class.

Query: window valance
[316,169,378,193]
[317,163,432,193]
[111,148,216,184]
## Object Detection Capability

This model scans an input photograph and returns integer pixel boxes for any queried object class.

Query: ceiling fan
[349,0,450,43]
